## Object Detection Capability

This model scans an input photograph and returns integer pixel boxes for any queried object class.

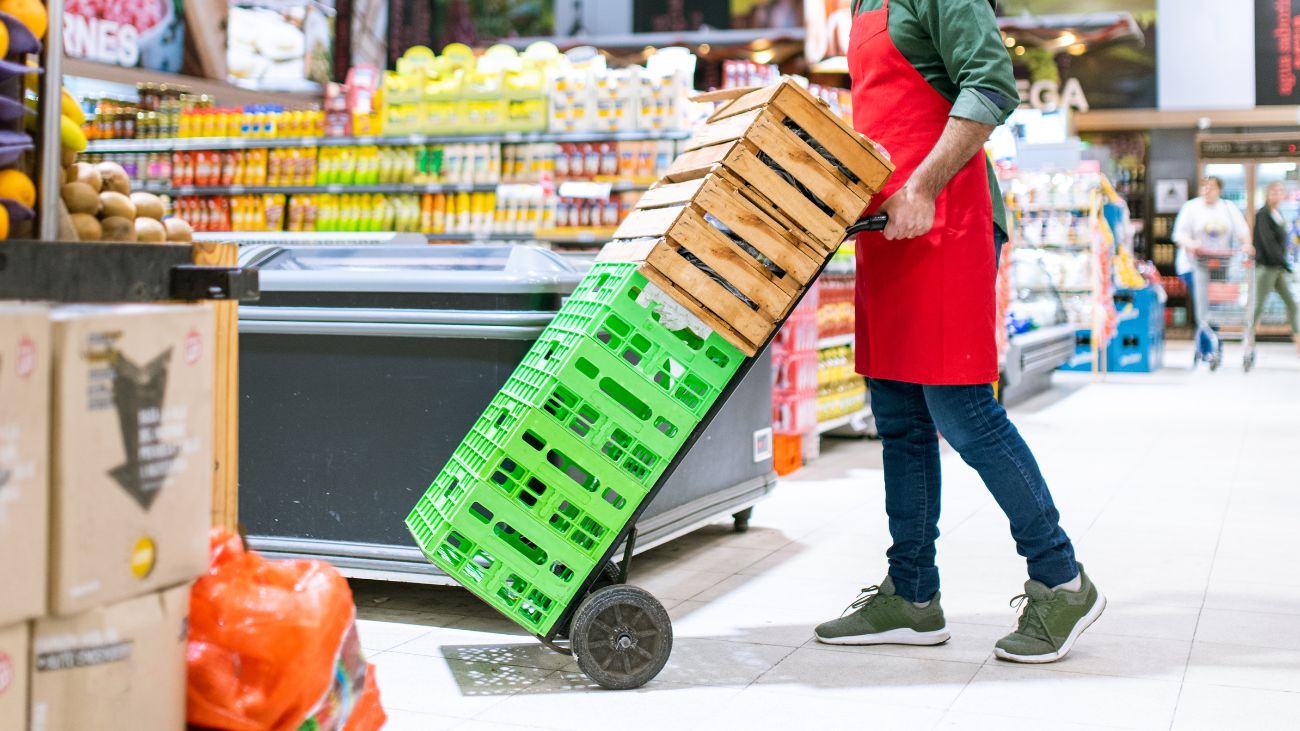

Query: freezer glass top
[254,245,573,274]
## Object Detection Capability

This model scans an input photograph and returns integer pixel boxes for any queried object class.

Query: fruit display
[59,160,193,242]
[0,10,46,239]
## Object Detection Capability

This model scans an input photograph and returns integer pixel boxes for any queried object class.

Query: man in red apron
[813,0,1104,663]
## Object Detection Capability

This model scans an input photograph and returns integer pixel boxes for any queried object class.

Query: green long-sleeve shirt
[855,0,1017,235]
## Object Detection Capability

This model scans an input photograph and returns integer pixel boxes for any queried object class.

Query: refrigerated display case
[235,244,777,583]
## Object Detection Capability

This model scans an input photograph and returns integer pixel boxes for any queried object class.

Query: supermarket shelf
[421,228,615,243]
[85,129,693,154]
[501,28,805,51]
[816,406,873,435]
[1018,204,1093,213]
[65,58,322,108]
[133,181,652,197]
[817,333,854,349]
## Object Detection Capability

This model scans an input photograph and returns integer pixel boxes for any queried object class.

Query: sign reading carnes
[1256,0,1300,105]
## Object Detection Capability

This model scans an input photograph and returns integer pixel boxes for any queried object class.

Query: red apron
[848,0,998,385]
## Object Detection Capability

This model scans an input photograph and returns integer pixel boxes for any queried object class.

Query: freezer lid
[245,244,583,294]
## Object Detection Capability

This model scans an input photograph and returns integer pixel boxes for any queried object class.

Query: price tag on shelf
[455,183,475,193]
[356,136,376,145]
[228,185,245,194]
[408,134,427,145]
[301,137,318,147]
[229,138,248,148]
[575,232,596,242]
[503,132,524,143]
[558,181,613,200]
[326,184,344,194]
[178,186,196,195]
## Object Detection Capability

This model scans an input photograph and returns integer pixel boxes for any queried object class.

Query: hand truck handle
[845,214,889,237]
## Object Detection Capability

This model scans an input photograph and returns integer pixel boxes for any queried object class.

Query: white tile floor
[353,342,1300,731]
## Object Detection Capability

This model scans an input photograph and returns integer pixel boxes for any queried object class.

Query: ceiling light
[1059,32,1077,45]
[1067,43,1086,56]
[698,43,711,55]
[1014,46,1026,56]
[753,49,775,64]
[1004,36,1015,48]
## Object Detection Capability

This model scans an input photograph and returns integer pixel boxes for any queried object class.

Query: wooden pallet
[601,79,894,355]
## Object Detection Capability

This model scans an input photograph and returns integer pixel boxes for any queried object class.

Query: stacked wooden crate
[598,79,894,355]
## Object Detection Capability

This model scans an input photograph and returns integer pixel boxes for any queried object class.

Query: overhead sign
[63,0,186,72]
[1017,78,1090,112]
[1256,0,1300,105]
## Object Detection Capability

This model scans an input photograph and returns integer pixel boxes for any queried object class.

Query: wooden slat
[726,146,845,252]
[613,205,687,240]
[772,87,894,193]
[747,114,873,220]
[192,241,239,531]
[597,237,661,263]
[670,208,793,319]
[664,140,737,183]
[684,108,763,152]
[642,246,773,346]
[694,176,821,286]
[635,178,707,210]
[716,167,835,258]
[691,86,764,104]
[638,262,762,356]
[707,82,785,122]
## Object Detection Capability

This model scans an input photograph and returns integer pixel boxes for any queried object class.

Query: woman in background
[1244,182,1300,354]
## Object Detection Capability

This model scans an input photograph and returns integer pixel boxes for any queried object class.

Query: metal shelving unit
[817,333,854,349]
[85,129,693,154]
[816,406,873,436]
[131,180,651,197]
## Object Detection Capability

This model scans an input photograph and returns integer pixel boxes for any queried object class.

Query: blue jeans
[869,379,1079,603]
[1179,271,1218,357]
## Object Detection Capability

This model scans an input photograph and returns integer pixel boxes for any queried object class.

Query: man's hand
[879,185,936,240]
[1243,244,1256,258]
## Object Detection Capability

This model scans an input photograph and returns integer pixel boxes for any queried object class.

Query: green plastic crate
[407,263,753,636]
[408,477,591,634]
[503,327,703,451]
[551,263,746,414]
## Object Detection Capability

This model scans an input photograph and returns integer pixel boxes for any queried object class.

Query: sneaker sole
[815,627,951,646]
[993,590,1108,664]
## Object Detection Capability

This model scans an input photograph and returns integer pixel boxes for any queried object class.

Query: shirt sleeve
[1230,204,1251,246]
[1171,201,1194,246]
[915,0,1019,126]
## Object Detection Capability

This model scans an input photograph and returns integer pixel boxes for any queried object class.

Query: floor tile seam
[740,643,803,690]
[1171,478,1233,730]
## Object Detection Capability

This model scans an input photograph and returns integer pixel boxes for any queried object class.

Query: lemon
[0,20,9,57]
[60,114,87,152]
[61,87,85,126]
[0,204,9,239]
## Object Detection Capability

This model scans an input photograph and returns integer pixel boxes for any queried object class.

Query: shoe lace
[1009,593,1059,645]
[842,585,882,616]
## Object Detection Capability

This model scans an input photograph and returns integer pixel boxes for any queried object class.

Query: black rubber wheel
[1209,347,1223,372]
[1244,351,1256,372]
[571,585,673,690]
[733,507,754,533]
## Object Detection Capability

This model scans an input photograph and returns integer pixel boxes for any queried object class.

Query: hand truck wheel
[1244,350,1256,372]
[571,584,673,690]
[1209,345,1223,371]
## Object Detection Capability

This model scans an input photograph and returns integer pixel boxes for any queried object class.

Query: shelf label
[228,138,248,148]
[503,133,524,142]
[408,134,426,145]
[300,137,318,147]
[355,136,376,145]
[454,183,475,193]
[178,186,196,195]
[228,185,245,194]
[325,184,344,194]
[576,232,596,242]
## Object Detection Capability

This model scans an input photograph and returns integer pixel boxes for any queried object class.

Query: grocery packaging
[188,529,386,731]
[0,621,30,731]
[30,584,190,731]
[48,304,213,615]
[0,304,49,626]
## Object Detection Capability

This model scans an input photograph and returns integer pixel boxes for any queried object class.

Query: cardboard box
[0,621,31,731]
[0,304,51,626]
[49,305,213,616]
[30,584,190,731]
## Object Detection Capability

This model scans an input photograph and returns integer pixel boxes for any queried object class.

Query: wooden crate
[602,79,894,355]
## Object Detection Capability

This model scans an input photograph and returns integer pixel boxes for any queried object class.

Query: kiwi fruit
[163,217,194,243]
[99,190,136,220]
[101,216,137,243]
[70,212,104,241]
[96,161,131,195]
[135,217,166,243]
[71,162,102,192]
[130,192,165,220]
[61,182,101,215]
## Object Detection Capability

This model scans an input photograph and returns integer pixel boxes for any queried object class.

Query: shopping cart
[405,215,888,690]
[1196,249,1252,371]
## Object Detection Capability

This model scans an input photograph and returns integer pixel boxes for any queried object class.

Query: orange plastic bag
[187,529,386,731]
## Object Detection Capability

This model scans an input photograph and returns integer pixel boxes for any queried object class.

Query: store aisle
[353,342,1300,731]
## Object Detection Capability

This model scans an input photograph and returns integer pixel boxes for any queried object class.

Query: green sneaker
[995,565,1106,663]
[814,577,950,646]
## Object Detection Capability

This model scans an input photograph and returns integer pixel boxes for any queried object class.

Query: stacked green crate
[406,263,746,635]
